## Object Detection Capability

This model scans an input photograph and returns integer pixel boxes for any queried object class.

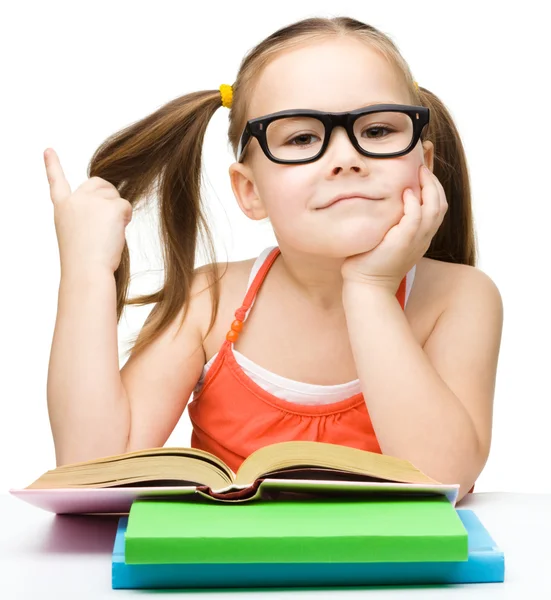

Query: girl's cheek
[388,160,422,195]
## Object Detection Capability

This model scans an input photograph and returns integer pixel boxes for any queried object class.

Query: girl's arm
[47,268,130,465]
[120,269,212,454]
[47,267,209,466]
[342,266,503,501]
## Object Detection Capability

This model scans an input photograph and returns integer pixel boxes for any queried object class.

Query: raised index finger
[44,148,71,203]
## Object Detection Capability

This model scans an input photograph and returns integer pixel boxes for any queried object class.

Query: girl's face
[229,37,434,258]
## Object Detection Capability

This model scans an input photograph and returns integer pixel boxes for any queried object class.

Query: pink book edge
[9,481,459,514]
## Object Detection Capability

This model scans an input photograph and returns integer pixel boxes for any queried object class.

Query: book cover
[113,509,504,589]
[9,480,459,514]
[124,495,468,565]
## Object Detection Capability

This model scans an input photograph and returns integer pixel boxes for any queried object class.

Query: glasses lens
[265,111,415,161]
[354,111,414,154]
[266,117,325,161]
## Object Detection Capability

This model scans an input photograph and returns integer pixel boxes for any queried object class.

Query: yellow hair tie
[220,84,233,109]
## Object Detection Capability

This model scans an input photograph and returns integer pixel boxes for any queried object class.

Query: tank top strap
[225,247,281,344]
[396,272,407,309]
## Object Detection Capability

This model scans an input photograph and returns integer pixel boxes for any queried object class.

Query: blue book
[112,509,504,589]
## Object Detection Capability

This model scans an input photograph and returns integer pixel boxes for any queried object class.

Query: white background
[1,1,549,493]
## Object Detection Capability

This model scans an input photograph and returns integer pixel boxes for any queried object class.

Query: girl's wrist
[342,280,398,313]
[342,277,399,300]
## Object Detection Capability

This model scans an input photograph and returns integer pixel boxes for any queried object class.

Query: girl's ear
[229,162,268,221]
[422,140,435,172]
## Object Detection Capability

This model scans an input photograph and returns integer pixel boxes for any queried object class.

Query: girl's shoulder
[415,257,499,300]
[192,256,258,350]
[410,257,501,326]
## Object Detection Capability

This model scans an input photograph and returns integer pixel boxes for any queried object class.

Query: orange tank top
[187,247,474,493]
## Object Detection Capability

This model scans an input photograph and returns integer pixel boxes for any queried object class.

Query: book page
[50,446,233,478]
[234,441,442,486]
[25,452,234,491]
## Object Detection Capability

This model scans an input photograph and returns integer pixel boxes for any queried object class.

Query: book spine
[125,533,468,565]
[195,479,263,502]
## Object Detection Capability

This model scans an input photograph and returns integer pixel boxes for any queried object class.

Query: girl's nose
[326,127,368,175]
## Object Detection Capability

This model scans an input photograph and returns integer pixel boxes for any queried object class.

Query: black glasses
[237,104,430,164]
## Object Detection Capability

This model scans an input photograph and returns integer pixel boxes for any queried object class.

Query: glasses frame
[236,103,430,164]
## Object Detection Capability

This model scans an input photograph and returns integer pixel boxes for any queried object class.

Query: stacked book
[112,496,504,590]
[10,440,504,590]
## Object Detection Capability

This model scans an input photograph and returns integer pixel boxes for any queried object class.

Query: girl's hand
[44,148,134,277]
[341,164,448,293]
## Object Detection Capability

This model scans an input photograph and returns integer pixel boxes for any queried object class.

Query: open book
[12,441,460,514]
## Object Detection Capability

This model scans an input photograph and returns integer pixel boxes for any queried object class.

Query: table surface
[1,491,550,599]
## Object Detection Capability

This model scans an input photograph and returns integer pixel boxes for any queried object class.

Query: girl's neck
[274,247,346,313]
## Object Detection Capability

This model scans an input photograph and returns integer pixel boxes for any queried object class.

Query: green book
[125,496,468,565]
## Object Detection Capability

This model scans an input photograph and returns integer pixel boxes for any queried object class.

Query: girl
[44,17,503,502]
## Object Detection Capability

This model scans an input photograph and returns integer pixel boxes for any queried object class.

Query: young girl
[44,16,502,502]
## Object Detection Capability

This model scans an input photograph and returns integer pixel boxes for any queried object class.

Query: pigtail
[87,90,224,359]
[417,87,477,266]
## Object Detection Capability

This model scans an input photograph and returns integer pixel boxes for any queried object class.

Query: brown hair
[87,16,476,360]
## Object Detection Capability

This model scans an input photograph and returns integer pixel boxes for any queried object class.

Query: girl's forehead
[248,38,409,118]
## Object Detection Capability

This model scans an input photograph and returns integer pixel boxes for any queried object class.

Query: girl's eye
[288,133,320,146]
[363,126,395,139]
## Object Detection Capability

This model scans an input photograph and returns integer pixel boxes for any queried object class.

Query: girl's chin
[327,240,383,258]
[325,229,388,257]
[277,219,398,257]
[288,235,386,259]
